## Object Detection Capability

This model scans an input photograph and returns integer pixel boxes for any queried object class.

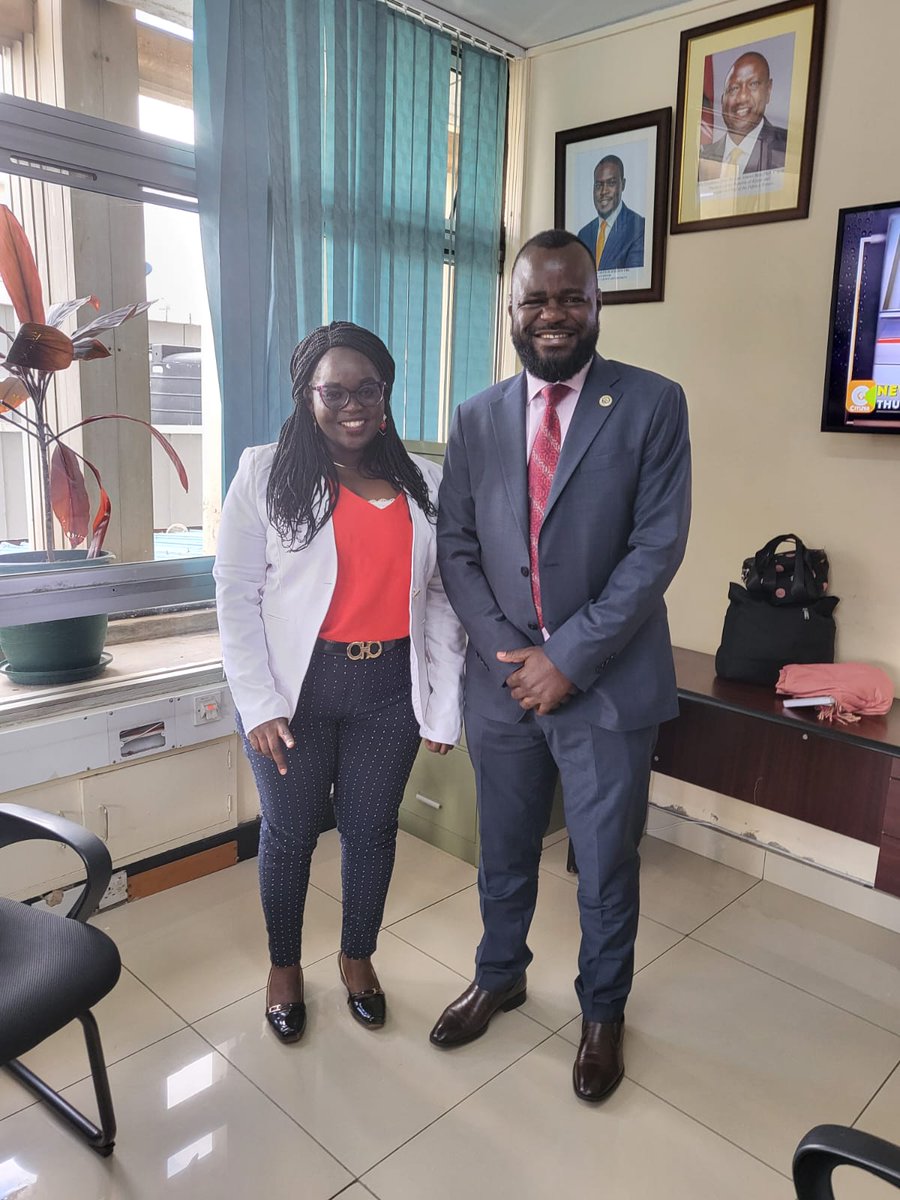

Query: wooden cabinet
[654,650,900,897]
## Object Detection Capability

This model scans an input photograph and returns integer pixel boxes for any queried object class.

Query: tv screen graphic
[822,200,900,434]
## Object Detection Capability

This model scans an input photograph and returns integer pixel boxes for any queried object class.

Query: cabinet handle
[98,804,109,841]
[416,793,442,811]
[752,777,762,804]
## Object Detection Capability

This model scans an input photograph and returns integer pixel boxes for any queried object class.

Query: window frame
[0,94,197,210]
[0,92,214,624]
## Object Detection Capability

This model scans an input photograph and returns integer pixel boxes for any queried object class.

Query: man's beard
[511,322,598,383]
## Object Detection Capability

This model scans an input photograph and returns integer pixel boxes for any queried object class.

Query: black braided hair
[266,321,436,549]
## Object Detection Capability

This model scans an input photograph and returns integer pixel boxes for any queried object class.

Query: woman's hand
[423,740,453,755]
[248,718,295,775]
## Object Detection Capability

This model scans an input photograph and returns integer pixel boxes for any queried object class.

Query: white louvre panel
[0,684,235,792]
[0,94,196,211]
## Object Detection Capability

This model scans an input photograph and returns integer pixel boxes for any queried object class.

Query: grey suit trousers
[466,707,656,1022]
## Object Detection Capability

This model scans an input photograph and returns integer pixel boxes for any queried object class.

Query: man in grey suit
[430,229,691,1102]
[576,155,645,270]
[699,51,788,178]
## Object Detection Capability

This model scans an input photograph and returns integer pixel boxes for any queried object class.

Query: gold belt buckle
[346,640,383,661]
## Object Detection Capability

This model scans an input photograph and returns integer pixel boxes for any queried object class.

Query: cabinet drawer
[82,741,236,862]
[1,780,86,900]
[401,745,476,842]
[883,777,900,841]
[757,726,890,844]
[653,702,766,804]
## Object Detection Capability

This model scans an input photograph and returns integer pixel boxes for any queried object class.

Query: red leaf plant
[0,204,188,560]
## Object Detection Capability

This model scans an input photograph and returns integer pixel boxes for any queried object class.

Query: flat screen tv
[821,200,900,434]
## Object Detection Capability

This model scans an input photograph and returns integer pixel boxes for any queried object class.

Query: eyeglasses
[308,381,386,411]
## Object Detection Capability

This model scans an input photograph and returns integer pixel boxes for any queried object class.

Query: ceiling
[111,0,688,52]
[421,0,690,51]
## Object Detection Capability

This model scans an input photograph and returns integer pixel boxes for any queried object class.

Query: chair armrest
[793,1124,900,1198]
[0,803,112,922]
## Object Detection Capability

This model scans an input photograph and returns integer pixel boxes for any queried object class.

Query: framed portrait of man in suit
[671,0,826,233]
[554,108,670,304]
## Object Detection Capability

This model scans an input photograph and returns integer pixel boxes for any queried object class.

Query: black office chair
[794,1125,900,1198]
[0,803,122,1155]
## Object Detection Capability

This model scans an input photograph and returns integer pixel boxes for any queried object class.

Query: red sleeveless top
[318,487,412,642]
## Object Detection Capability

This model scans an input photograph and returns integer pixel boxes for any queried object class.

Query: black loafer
[266,1001,306,1043]
[265,967,306,1043]
[339,952,386,1029]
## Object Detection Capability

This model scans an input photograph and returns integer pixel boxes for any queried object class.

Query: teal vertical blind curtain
[197,0,491,482]
[323,4,451,442]
[194,1,291,482]
[448,44,508,415]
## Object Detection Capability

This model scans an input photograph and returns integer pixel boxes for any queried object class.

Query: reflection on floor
[2,828,899,1198]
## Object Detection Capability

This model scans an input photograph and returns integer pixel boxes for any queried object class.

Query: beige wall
[520,0,900,679]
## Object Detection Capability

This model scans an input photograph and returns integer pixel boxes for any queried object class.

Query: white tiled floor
[3,828,900,1199]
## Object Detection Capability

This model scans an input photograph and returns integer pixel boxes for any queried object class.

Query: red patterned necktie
[528,383,570,628]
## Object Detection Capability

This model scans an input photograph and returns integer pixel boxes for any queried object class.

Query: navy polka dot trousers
[239,644,422,967]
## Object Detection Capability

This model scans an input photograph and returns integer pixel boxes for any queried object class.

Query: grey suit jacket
[700,117,788,174]
[437,354,691,731]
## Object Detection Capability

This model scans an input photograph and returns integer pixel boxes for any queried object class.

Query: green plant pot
[0,550,113,685]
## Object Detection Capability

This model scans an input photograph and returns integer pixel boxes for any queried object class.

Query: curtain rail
[381,0,523,58]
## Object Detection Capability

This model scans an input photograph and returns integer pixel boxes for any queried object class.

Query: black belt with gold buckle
[314,637,409,661]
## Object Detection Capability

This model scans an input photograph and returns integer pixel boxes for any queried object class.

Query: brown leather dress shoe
[572,1018,624,1102]
[429,975,527,1048]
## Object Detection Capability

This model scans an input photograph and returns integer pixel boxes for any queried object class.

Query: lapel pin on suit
[599,394,613,407]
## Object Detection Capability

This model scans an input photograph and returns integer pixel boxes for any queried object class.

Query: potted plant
[0,204,188,685]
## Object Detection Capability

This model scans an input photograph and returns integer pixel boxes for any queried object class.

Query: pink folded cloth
[776,663,895,724]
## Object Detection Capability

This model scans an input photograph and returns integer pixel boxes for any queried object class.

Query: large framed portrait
[671,0,826,234]
[554,107,671,304]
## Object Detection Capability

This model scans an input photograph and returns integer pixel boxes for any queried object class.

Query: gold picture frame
[671,0,826,233]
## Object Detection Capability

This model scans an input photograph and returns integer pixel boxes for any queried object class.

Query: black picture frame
[671,0,826,234]
[554,107,671,305]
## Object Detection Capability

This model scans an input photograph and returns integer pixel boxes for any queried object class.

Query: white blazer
[214,445,465,744]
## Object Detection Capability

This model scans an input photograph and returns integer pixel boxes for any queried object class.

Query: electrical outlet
[98,869,128,910]
[193,693,222,726]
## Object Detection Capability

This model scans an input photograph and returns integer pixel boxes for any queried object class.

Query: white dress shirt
[525,361,592,459]
[720,118,763,176]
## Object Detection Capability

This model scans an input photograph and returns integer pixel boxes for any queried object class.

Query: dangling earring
[378,417,387,437]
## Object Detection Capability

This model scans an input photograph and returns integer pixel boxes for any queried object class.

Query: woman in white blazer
[214,322,465,1043]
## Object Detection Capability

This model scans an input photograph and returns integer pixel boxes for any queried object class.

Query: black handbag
[715,583,839,686]
[741,533,829,606]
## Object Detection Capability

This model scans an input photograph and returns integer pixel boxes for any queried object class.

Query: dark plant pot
[0,550,114,685]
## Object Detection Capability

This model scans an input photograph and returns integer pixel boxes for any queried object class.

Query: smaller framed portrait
[671,0,826,234]
[554,107,671,305]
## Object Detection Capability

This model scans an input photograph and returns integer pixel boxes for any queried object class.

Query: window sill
[107,605,218,645]
[0,629,224,724]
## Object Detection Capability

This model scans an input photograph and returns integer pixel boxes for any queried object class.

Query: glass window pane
[0,3,192,137]
[0,175,218,565]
